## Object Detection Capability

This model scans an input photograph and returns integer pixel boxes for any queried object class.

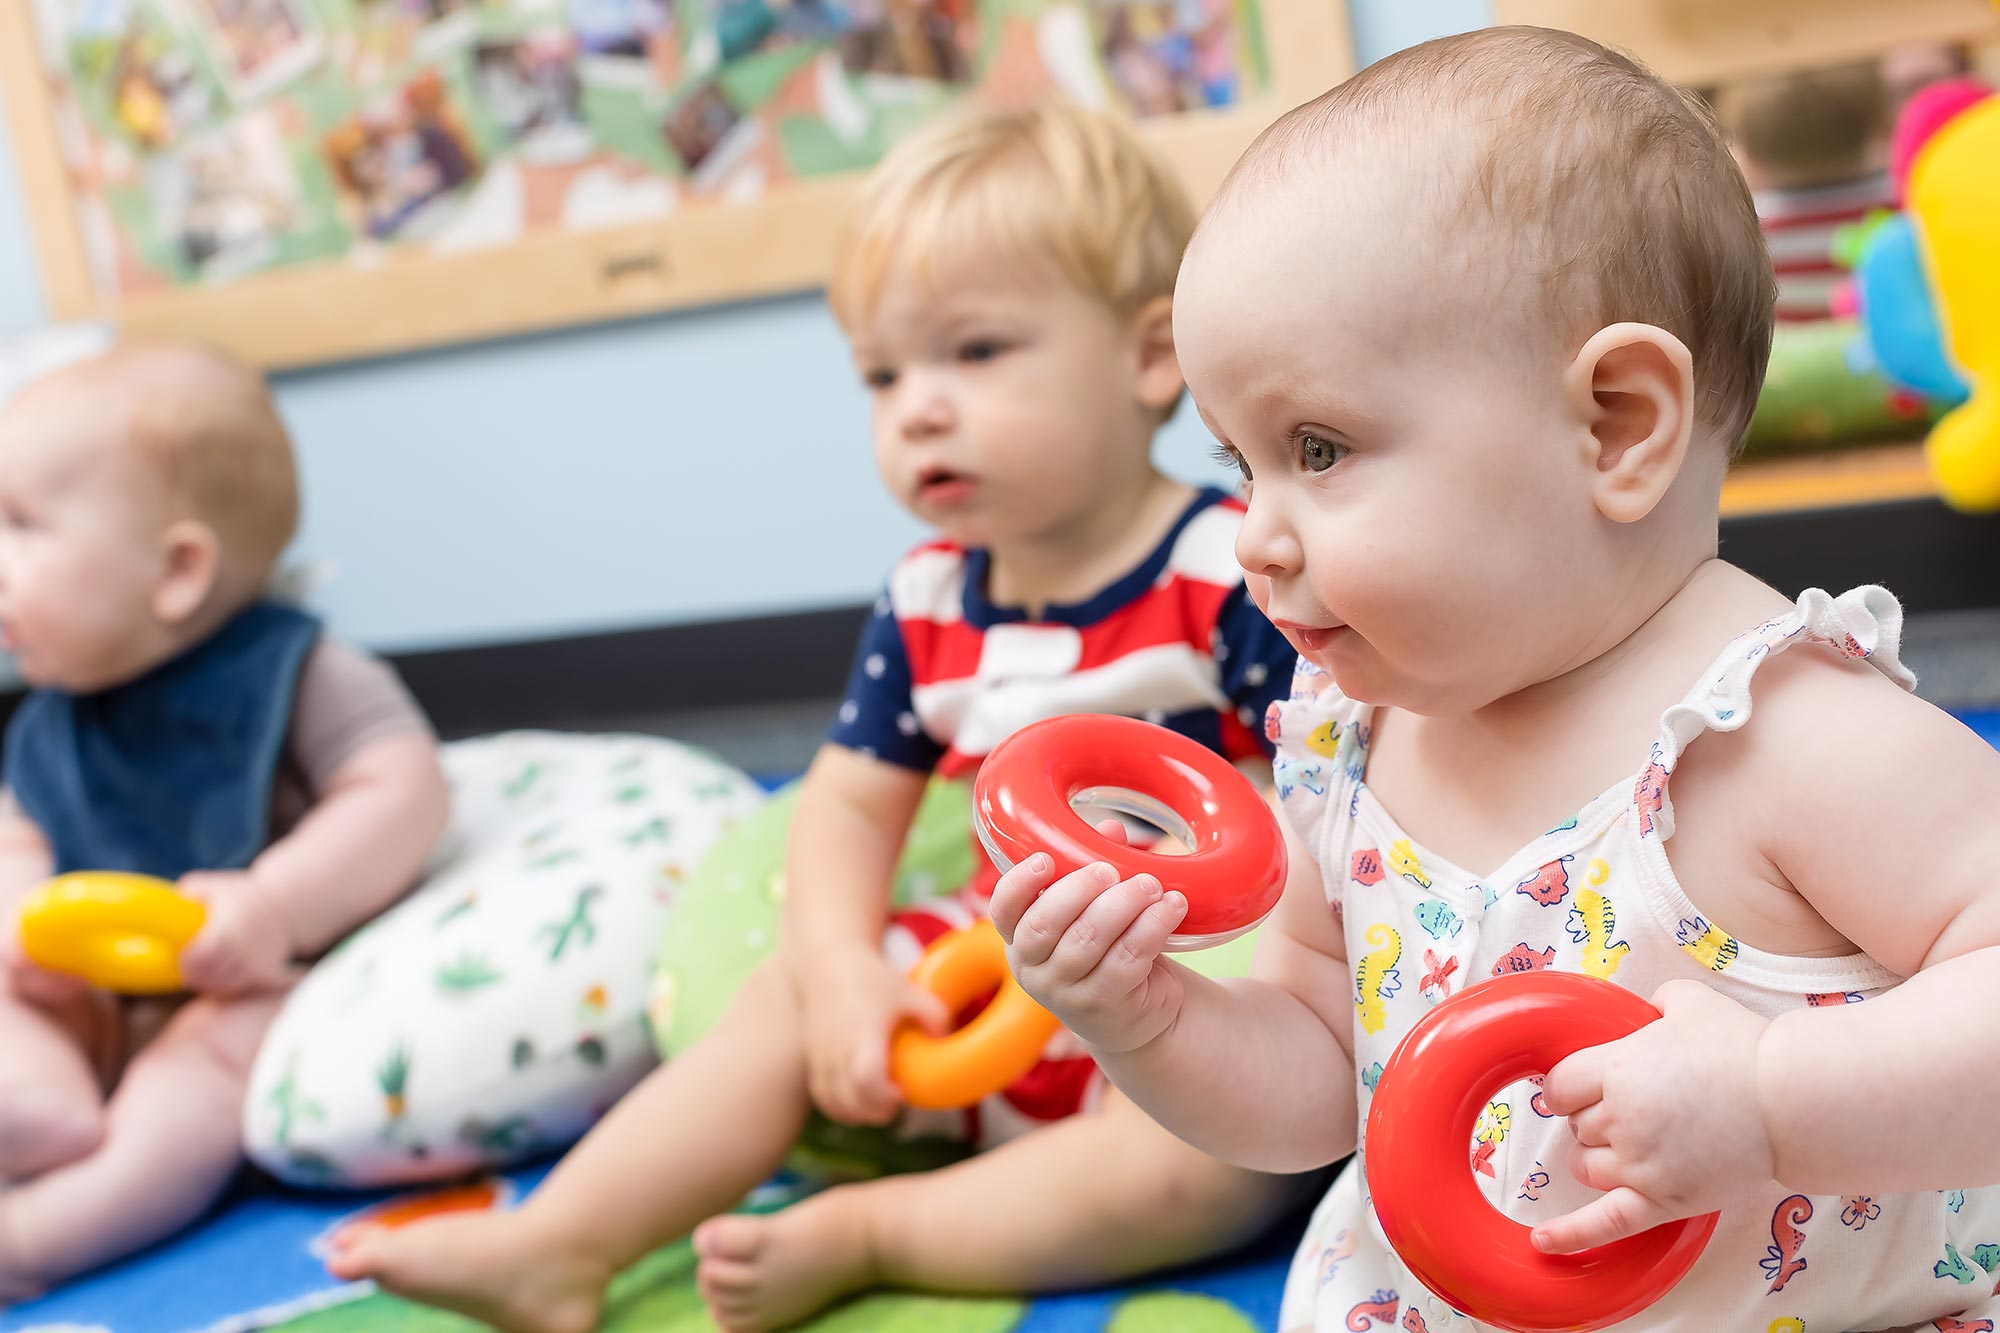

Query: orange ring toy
[973,715,1286,951]
[1364,972,1717,1332]
[890,920,1061,1110]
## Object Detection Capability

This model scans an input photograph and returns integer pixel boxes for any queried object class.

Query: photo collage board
[25,0,1275,296]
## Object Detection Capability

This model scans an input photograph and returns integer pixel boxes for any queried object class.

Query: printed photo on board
[183,0,325,101]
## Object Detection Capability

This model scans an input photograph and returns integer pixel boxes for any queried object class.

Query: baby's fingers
[989,824,1129,944]
[1008,862,1118,968]
[989,853,1057,945]
[842,1038,902,1125]
[9,959,87,1007]
[898,981,951,1037]
[1532,1186,1671,1255]
[1092,891,1188,993]
[1538,1047,1606,1118]
[1039,874,1167,987]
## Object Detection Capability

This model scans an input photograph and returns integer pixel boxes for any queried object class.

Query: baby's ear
[1129,295,1184,413]
[1564,323,1695,524]
[152,519,222,625]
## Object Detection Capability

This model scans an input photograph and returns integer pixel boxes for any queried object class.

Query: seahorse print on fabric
[1356,925,1403,1035]
[1566,888,1631,979]
[1762,1195,1813,1294]
[1346,1292,1400,1329]
[1677,915,1741,972]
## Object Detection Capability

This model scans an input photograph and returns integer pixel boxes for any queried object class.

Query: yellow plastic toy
[17,873,206,995]
[1910,96,2000,511]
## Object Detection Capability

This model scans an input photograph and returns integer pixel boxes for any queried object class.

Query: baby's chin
[1306,644,1437,714]
[14,651,142,696]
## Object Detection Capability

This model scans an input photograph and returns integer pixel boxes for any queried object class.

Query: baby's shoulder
[286,633,431,763]
[1671,626,1975,875]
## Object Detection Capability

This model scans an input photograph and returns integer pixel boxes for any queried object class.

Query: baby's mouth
[917,467,978,505]
[1273,617,1348,654]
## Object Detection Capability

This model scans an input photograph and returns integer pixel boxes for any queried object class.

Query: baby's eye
[863,367,898,391]
[1209,442,1251,482]
[958,339,1006,364]
[1298,433,1346,473]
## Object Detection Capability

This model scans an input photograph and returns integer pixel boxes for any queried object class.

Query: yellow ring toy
[889,920,1061,1111]
[17,873,206,995]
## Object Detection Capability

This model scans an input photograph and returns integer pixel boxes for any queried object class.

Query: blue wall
[0,0,1491,656]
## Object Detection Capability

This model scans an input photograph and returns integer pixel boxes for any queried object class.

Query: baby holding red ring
[993,28,2000,1332]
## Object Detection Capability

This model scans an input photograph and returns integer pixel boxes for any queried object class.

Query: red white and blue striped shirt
[829,488,1296,779]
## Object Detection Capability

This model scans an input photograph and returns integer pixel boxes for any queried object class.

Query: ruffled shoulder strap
[1634,586,1914,843]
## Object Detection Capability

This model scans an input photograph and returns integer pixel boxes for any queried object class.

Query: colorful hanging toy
[1848,77,2000,511]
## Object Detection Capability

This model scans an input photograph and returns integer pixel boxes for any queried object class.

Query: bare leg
[0,993,279,1301]
[327,959,814,1333]
[0,987,108,1181]
[694,1089,1317,1332]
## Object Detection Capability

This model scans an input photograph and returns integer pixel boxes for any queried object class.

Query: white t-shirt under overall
[1269,587,2000,1333]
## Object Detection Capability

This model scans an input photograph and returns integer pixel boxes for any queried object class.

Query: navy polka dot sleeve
[826,591,946,772]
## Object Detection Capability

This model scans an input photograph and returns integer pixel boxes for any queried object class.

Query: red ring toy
[1364,972,1717,1333]
[973,714,1286,951]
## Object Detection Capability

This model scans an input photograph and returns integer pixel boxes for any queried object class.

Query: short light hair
[1713,60,1888,188]
[59,342,300,580]
[1217,26,1775,454]
[828,101,1198,331]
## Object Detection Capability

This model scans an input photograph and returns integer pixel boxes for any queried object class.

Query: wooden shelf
[1491,0,2000,86]
[1720,442,1937,517]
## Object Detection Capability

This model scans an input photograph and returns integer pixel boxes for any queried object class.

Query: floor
[614,609,2000,777]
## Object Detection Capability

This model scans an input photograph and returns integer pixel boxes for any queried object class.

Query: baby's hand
[989,821,1190,1055]
[1533,980,1777,1254]
[0,906,88,1008]
[177,870,296,995]
[797,946,949,1127]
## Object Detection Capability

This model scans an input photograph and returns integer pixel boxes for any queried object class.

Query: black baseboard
[2,501,1995,738]
[0,603,870,741]
[388,603,870,740]
[1720,499,2000,614]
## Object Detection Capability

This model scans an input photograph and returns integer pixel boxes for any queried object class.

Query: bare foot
[326,1208,611,1333]
[693,1191,878,1332]
[0,1084,103,1180]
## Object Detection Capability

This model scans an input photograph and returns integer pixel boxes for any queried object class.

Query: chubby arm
[995,808,1358,1173]
[177,730,449,995]
[1750,658,2000,1192]
[1108,815,1358,1171]
[245,730,450,956]
[778,743,928,972]
[779,742,954,1125]
[1536,651,2000,1252]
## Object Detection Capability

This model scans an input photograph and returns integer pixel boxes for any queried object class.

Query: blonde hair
[1220,26,1776,454]
[61,342,300,582]
[828,101,1198,331]
[1713,60,1888,188]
